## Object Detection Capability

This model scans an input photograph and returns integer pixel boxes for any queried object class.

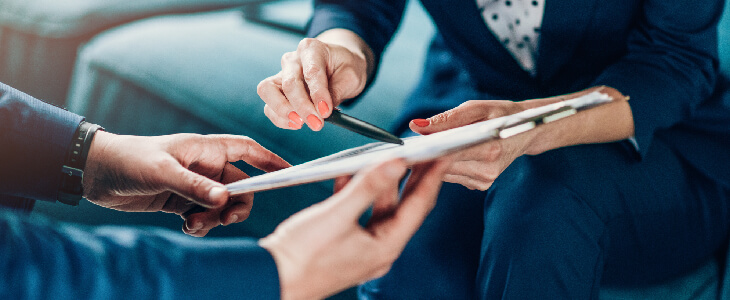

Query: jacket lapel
[536,0,598,82]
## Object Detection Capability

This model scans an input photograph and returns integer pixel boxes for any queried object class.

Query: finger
[333,175,353,194]
[265,104,301,130]
[258,74,303,129]
[184,224,210,237]
[444,161,500,183]
[213,136,292,172]
[332,159,408,219]
[443,174,493,191]
[280,51,322,131]
[221,202,252,225]
[163,163,229,208]
[368,175,401,223]
[218,163,254,225]
[298,38,334,118]
[380,160,450,243]
[409,104,487,135]
[184,209,223,232]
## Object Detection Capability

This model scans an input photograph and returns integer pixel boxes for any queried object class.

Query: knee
[483,169,604,251]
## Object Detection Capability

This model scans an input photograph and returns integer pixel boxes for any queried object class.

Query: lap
[491,139,730,285]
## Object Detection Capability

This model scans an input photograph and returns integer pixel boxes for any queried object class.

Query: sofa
[0,0,274,105]
[14,0,730,298]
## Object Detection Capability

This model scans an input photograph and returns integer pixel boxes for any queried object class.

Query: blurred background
[0,0,434,298]
[1,0,729,299]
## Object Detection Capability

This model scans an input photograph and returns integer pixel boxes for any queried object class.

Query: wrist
[259,238,301,300]
[81,130,113,200]
[58,122,103,205]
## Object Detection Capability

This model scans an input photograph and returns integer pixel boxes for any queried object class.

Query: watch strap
[58,121,103,206]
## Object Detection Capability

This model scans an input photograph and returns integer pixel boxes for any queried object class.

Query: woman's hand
[407,86,634,191]
[257,29,374,131]
[409,100,534,191]
[83,132,290,237]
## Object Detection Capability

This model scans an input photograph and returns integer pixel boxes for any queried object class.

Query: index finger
[212,135,291,172]
[299,38,334,118]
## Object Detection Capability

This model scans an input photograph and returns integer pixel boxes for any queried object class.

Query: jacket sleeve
[307,0,407,99]
[591,0,724,158]
[0,82,83,203]
[0,211,281,299]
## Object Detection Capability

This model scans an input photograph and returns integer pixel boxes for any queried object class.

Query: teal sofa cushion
[0,0,264,105]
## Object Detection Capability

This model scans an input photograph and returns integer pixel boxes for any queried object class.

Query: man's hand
[257,29,374,131]
[259,159,449,300]
[82,132,290,237]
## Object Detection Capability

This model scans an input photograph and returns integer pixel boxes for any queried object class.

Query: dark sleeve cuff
[307,1,407,103]
[0,82,84,202]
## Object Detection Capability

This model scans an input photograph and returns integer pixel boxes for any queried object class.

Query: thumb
[164,164,228,208]
[409,104,484,135]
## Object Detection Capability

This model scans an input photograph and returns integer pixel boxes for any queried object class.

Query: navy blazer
[309,0,730,187]
[0,82,281,298]
[0,82,82,209]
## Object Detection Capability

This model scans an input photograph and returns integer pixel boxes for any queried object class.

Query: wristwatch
[58,121,103,206]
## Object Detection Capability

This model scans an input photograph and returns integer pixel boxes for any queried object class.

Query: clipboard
[226,91,613,195]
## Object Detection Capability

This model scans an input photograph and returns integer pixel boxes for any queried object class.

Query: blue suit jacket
[309,0,730,187]
[0,82,280,299]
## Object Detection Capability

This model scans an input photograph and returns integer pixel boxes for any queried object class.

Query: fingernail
[289,121,302,130]
[288,111,304,125]
[208,186,227,203]
[318,101,329,116]
[307,114,323,131]
[188,230,198,235]
[193,222,203,230]
[227,214,239,225]
[412,119,430,127]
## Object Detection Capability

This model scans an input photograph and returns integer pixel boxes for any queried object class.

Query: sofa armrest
[0,0,278,38]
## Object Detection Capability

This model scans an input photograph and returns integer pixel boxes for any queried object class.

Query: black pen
[325,109,404,145]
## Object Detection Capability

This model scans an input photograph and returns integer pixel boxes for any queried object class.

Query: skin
[83,132,291,237]
[260,159,450,300]
[259,29,635,191]
[81,133,449,299]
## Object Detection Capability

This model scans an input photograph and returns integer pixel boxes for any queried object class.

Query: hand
[83,132,290,237]
[409,100,535,191]
[259,159,450,300]
[257,29,373,131]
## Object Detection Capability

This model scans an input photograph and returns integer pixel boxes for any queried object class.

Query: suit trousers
[359,136,730,299]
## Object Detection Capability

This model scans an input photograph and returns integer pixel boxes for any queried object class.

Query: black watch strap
[58,121,103,206]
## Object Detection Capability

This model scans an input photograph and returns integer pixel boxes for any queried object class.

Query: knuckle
[256,80,269,96]
[302,63,322,81]
[487,142,503,161]
[297,38,319,50]
[281,77,302,93]
[430,111,451,124]
[281,51,297,65]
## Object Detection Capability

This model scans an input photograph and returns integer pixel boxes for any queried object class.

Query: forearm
[521,86,634,155]
[0,82,83,202]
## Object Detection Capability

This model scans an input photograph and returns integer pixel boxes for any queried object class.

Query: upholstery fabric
[59,0,730,298]
[0,0,265,105]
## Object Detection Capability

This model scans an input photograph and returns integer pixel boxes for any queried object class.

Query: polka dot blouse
[477,0,544,76]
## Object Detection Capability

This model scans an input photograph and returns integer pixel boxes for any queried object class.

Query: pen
[325,109,404,145]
